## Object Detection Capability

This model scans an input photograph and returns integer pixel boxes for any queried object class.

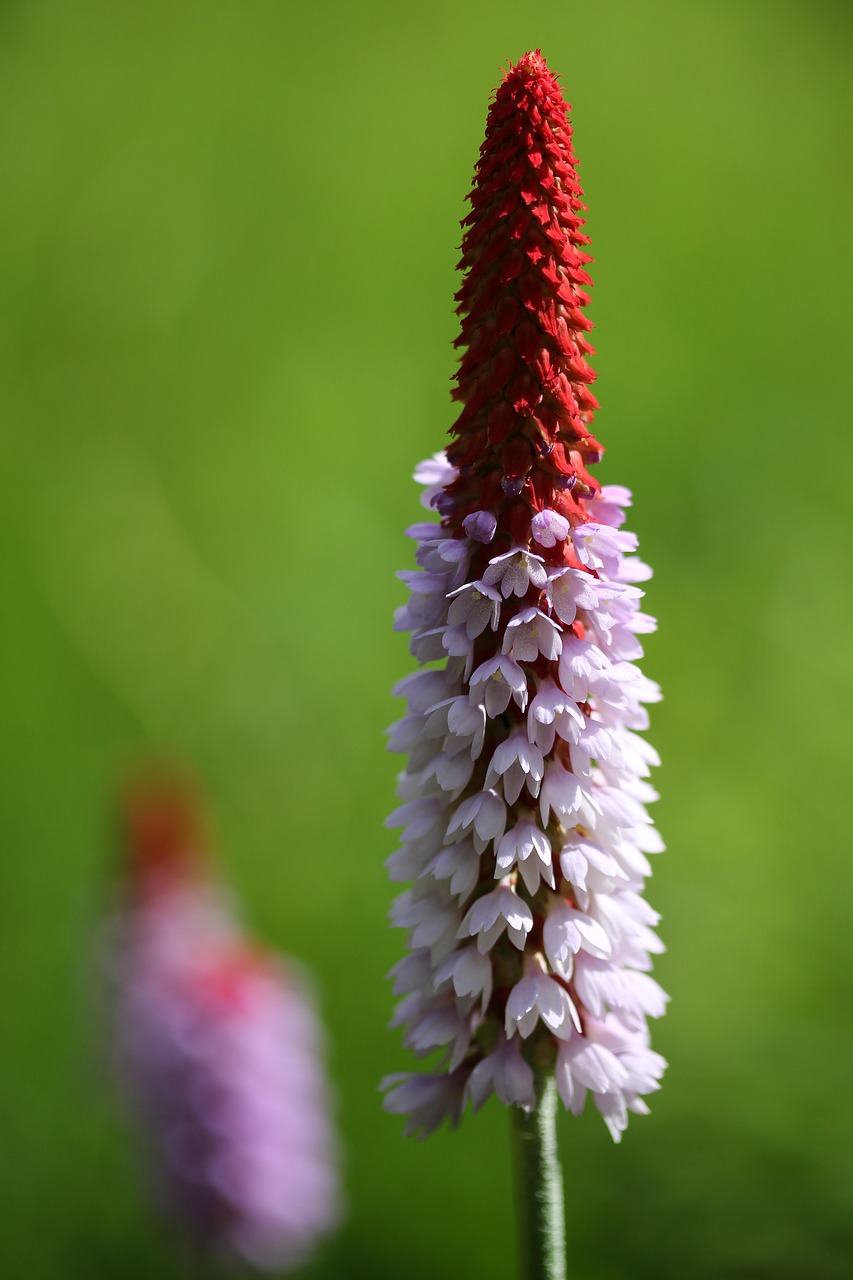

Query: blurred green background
[1,1,851,1276]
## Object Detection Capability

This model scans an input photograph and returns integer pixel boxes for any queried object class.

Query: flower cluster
[383,51,666,1141]
[109,778,340,1268]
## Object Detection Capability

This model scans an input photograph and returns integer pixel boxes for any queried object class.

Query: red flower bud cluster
[447,50,603,555]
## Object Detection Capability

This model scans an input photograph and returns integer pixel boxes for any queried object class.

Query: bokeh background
[1,1,851,1276]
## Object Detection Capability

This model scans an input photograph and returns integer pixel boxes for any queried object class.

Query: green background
[1,1,851,1276]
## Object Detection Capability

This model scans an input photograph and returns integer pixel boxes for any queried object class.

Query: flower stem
[510,1073,567,1280]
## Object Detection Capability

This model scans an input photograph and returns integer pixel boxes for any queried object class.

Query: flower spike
[108,775,341,1269]
[384,51,667,1143]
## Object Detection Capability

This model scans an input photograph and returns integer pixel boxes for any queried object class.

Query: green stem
[510,1073,567,1280]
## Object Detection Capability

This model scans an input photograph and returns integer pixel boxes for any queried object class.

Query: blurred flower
[108,776,340,1268]
[384,51,666,1141]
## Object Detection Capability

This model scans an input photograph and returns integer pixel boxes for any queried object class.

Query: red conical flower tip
[447,49,602,557]
[121,773,207,898]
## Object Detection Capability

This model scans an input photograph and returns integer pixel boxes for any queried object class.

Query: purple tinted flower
[109,781,340,1268]
[531,508,571,547]
[463,510,498,543]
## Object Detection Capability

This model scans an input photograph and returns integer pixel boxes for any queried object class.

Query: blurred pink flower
[109,778,340,1269]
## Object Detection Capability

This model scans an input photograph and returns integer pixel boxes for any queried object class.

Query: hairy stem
[510,1073,567,1280]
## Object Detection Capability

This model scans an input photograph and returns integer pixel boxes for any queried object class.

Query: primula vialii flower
[383,51,667,1141]
[109,778,340,1269]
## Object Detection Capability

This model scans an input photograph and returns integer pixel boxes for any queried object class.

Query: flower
[383,50,666,1141]
[108,777,340,1267]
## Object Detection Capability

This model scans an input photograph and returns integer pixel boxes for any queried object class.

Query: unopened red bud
[502,435,533,480]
